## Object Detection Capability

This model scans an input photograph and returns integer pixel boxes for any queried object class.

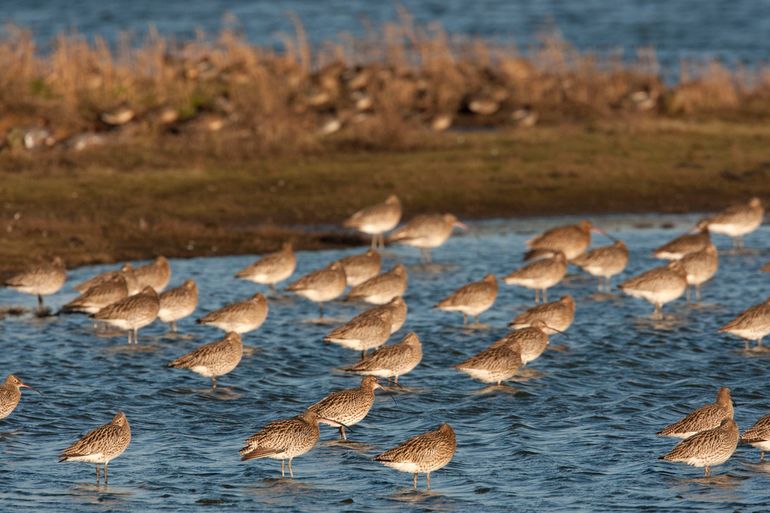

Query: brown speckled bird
[235,242,296,291]
[337,249,382,287]
[158,279,198,332]
[680,243,718,302]
[653,220,710,260]
[0,374,34,421]
[375,423,456,489]
[718,297,770,350]
[571,240,629,291]
[4,256,66,312]
[134,256,171,292]
[168,332,243,389]
[741,413,770,461]
[92,286,160,344]
[75,263,140,295]
[324,306,393,357]
[508,295,575,334]
[366,297,408,335]
[344,195,402,250]
[659,418,738,477]
[63,275,128,315]
[504,251,567,304]
[345,332,422,384]
[435,274,498,324]
[490,320,552,365]
[525,220,597,261]
[657,387,734,439]
[286,262,347,318]
[59,412,132,484]
[239,409,326,478]
[197,293,268,334]
[619,261,687,318]
[706,197,764,250]
[389,213,466,263]
[455,344,523,385]
[309,376,383,440]
[347,263,408,305]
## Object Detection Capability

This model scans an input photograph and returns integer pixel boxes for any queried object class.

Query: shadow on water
[320,439,375,454]
[472,384,521,396]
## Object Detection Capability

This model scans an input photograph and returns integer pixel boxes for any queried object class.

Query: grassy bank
[1,119,769,276]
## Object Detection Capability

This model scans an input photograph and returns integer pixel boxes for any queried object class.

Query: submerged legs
[339,426,347,440]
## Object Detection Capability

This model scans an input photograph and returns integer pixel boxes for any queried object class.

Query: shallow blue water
[1,214,769,512]
[3,1,770,73]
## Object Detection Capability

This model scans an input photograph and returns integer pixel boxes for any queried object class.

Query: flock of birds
[1,195,770,488]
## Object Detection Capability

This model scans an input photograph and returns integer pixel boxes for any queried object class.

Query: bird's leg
[339,426,347,441]
[269,283,277,296]
[104,463,108,484]
[360,350,366,360]
[170,321,177,333]
[542,288,548,303]
[394,375,399,385]
[534,289,539,304]
[463,313,467,325]
[704,465,710,478]
[686,286,691,303]
[652,303,662,320]
[761,451,766,462]
[37,294,44,313]
[695,284,701,303]
[413,473,418,488]
[281,460,285,478]
[597,277,602,292]
[371,235,377,250]
[288,459,294,478]
[133,328,139,344]
[387,376,392,386]
[745,339,751,351]
[96,465,100,483]
[211,377,217,390]
[426,472,431,490]
[319,304,324,319]
[757,337,764,349]
[127,330,132,344]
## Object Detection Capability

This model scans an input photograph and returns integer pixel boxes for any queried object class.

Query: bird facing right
[374,423,456,489]
[59,411,132,484]
[659,418,739,477]
[0,374,34,421]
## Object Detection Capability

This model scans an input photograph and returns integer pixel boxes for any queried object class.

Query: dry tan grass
[1,18,770,157]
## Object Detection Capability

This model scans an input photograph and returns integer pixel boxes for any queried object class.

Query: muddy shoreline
[1,122,768,278]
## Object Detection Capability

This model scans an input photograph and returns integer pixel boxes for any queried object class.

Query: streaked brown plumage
[366,297,408,334]
[504,251,567,304]
[680,243,718,302]
[388,213,466,263]
[653,220,710,260]
[4,256,66,311]
[740,413,770,460]
[657,387,734,439]
[324,306,393,356]
[235,242,296,289]
[337,249,382,287]
[435,274,497,324]
[92,286,160,344]
[309,376,383,440]
[571,240,629,291]
[286,262,347,317]
[347,263,408,305]
[134,256,171,292]
[158,279,198,332]
[75,263,140,295]
[345,332,422,384]
[168,332,242,389]
[508,295,575,334]
[63,275,128,314]
[718,297,770,350]
[59,411,131,484]
[490,320,551,364]
[344,195,402,249]
[374,423,456,489]
[618,261,687,318]
[197,293,268,334]
[239,409,323,478]
[0,374,33,420]
[525,220,593,261]
[455,344,523,385]
[659,418,739,477]
[706,197,764,249]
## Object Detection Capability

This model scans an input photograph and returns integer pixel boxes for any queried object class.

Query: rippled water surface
[4,1,770,72]
[1,215,770,512]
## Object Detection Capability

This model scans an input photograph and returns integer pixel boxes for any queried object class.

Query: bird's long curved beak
[455,221,468,231]
[592,226,617,242]
[19,382,41,395]
[319,417,353,432]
